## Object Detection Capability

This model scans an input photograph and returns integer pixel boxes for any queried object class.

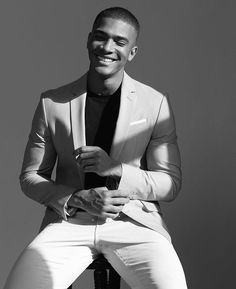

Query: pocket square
[130,118,147,126]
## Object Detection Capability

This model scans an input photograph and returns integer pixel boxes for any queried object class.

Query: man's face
[87,17,138,79]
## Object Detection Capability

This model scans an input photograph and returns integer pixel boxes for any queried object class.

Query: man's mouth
[96,55,117,63]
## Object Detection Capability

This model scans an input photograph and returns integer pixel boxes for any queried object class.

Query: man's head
[92,7,140,42]
[87,7,140,79]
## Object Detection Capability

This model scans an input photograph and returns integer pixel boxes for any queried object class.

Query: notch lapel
[70,72,137,160]
[110,72,137,160]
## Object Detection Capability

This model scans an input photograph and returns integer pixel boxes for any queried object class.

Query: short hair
[92,7,140,39]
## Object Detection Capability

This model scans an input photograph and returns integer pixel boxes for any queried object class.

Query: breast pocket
[130,118,147,126]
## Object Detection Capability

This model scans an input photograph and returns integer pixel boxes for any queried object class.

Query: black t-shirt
[84,85,121,189]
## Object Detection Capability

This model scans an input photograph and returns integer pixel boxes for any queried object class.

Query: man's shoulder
[41,81,75,102]
[128,74,164,102]
[41,73,87,103]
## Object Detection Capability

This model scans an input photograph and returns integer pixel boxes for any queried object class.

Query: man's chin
[94,67,114,78]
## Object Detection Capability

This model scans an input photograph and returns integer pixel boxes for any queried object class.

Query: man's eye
[94,34,105,41]
[116,41,126,46]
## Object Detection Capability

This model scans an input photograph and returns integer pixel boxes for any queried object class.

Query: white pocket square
[130,118,147,126]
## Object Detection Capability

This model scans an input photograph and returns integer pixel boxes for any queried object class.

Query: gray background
[0,1,235,288]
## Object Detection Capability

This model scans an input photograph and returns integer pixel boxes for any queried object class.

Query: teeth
[103,58,113,62]
[97,56,115,62]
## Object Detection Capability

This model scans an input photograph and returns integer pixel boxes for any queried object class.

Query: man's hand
[74,146,122,178]
[67,187,130,219]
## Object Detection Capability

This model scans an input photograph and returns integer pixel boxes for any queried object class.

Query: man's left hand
[74,146,122,178]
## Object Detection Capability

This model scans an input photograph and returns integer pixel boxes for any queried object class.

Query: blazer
[20,72,181,241]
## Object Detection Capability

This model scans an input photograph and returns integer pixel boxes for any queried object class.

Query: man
[4,7,188,289]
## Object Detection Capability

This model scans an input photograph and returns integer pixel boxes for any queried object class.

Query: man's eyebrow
[115,35,129,43]
[94,29,129,43]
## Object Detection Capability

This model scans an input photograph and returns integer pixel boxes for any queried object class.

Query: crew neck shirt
[84,85,121,189]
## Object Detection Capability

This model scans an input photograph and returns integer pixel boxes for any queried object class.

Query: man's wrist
[69,189,89,211]
[106,163,122,190]
[110,161,122,179]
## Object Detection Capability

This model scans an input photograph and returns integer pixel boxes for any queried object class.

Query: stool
[68,254,121,289]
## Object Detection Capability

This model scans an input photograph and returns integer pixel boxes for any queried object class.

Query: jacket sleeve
[118,95,182,202]
[19,96,76,219]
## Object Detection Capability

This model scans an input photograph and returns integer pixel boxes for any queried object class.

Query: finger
[101,212,120,219]
[92,187,108,192]
[79,158,96,169]
[78,152,98,161]
[110,197,130,205]
[108,190,130,198]
[69,197,82,208]
[76,154,97,166]
[104,204,124,213]
[75,146,101,155]
[83,164,98,173]
[103,205,123,214]
[74,147,97,160]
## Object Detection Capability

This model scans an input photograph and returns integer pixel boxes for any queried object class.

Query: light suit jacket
[20,72,181,241]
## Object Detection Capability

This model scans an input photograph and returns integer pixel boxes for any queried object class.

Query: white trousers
[4,212,188,289]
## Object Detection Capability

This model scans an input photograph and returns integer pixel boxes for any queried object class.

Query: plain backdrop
[0,1,235,288]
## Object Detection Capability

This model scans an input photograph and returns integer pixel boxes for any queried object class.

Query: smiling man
[87,16,138,85]
[4,7,188,289]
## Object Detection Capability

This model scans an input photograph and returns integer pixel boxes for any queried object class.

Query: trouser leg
[98,216,188,289]
[4,213,188,289]
[4,221,96,289]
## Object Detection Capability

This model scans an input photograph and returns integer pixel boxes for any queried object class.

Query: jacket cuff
[118,163,139,200]
[64,195,78,219]
[49,194,74,220]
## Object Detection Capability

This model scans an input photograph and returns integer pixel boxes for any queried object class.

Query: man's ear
[87,32,92,49]
[128,46,138,62]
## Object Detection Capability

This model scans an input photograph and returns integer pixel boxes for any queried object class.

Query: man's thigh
[4,220,97,289]
[98,217,188,289]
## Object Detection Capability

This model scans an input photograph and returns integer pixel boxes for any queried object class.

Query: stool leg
[108,268,121,289]
[94,268,108,289]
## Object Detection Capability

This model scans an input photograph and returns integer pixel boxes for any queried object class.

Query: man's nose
[101,39,114,52]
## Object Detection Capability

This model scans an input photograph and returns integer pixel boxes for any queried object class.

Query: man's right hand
[67,187,130,219]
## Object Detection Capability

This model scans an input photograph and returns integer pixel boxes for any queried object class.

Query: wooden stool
[68,254,121,289]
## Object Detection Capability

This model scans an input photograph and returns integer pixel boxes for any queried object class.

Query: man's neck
[87,69,124,96]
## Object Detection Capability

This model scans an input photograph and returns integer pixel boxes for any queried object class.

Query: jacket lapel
[110,72,137,160]
[70,73,87,152]
[70,72,137,160]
